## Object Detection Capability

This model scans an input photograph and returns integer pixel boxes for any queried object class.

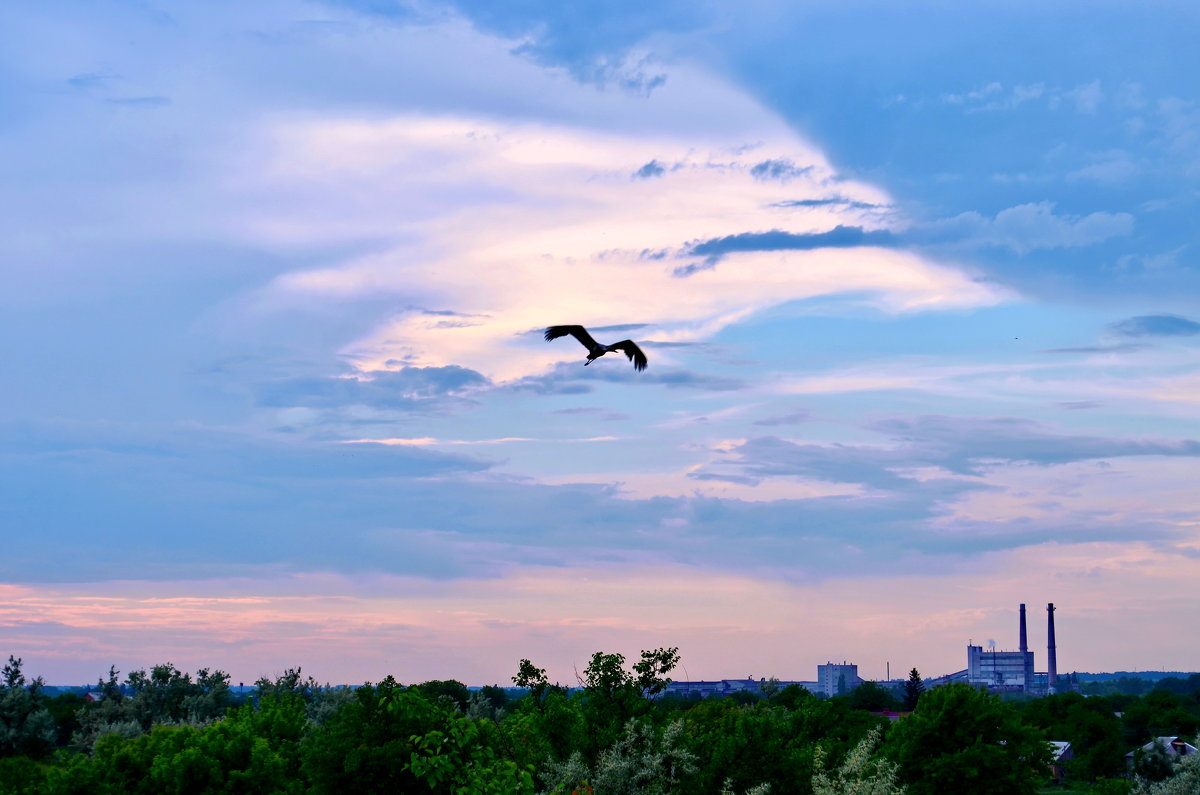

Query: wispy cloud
[753,411,810,427]
[1111,314,1200,337]
[105,96,172,108]
[254,114,1002,382]
[915,202,1134,254]
[342,436,620,446]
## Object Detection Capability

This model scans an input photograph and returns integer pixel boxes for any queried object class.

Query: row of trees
[2,652,1198,793]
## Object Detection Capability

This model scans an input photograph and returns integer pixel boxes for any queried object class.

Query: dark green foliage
[1150,674,1200,697]
[631,647,681,698]
[675,691,883,794]
[512,659,551,711]
[302,676,536,793]
[727,689,761,705]
[0,656,56,759]
[391,691,535,793]
[0,756,47,794]
[412,679,470,712]
[301,676,428,791]
[1130,739,1175,782]
[1084,779,1133,795]
[570,647,680,759]
[841,680,902,712]
[1079,674,1200,698]
[123,663,233,729]
[884,682,1051,795]
[7,652,1200,793]
[502,686,586,775]
[1120,689,1200,745]
[254,667,320,702]
[902,667,925,711]
[677,698,816,792]
[1018,691,1127,781]
[43,695,307,795]
[71,663,234,751]
[478,685,510,712]
[44,693,88,748]
[775,683,822,710]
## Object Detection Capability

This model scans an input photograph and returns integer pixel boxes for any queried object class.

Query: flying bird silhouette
[544,325,648,371]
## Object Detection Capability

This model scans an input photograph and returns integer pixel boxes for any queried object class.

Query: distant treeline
[1077,674,1200,698]
[1075,672,1200,683]
[2,651,1199,794]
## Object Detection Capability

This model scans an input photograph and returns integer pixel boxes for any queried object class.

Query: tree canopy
[4,651,1200,793]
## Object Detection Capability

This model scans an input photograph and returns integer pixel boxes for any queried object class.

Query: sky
[2,0,1199,687]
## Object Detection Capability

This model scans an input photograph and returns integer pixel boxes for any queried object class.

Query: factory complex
[663,603,1070,699]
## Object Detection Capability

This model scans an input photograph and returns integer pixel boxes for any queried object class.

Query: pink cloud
[5,544,1199,685]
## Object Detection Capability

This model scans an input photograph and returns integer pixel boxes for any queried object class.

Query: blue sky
[2,0,1199,685]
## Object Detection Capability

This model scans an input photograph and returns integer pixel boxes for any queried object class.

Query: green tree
[775,684,821,710]
[72,666,141,751]
[1019,691,1126,781]
[183,668,234,723]
[387,687,535,793]
[479,685,510,711]
[254,667,320,702]
[0,655,56,758]
[45,692,89,748]
[1123,691,1200,745]
[542,718,697,795]
[677,699,813,793]
[466,684,511,722]
[1131,739,1175,783]
[676,694,882,794]
[727,690,762,706]
[501,686,586,773]
[578,648,679,757]
[1131,745,1200,794]
[45,694,308,795]
[844,681,901,713]
[901,669,924,712]
[812,726,906,795]
[413,679,470,712]
[301,676,423,792]
[884,683,1050,795]
[760,677,782,701]
[513,659,551,712]
[631,647,681,698]
[124,662,198,728]
[72,662,234,750]
[0,756,46,794]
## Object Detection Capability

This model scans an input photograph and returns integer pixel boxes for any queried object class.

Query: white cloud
[252,108,1004,381]
[939,456,1200,529]
[1068,151,1139,184]
[921,201,1134,254]
[1069,80,1104,114]
[942,82,1046,112]
[535,468,864,502]
[342,436,620,446]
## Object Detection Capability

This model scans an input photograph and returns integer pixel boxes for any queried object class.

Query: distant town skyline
[3,0,1200,685]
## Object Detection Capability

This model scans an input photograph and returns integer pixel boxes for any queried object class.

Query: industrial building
[927,602,1066,694]
[966,603,1036,690]
[662,661,865,699]
[662,602,1068,699]
[817,662,863,697]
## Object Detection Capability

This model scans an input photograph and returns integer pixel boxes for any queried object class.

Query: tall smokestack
[1019,604,1028,654]
[1047,603,1058,692]
[1020,603,1033,693]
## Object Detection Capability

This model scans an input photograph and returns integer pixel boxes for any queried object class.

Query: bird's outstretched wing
[544,325,598,350]
[609,340,648,371]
